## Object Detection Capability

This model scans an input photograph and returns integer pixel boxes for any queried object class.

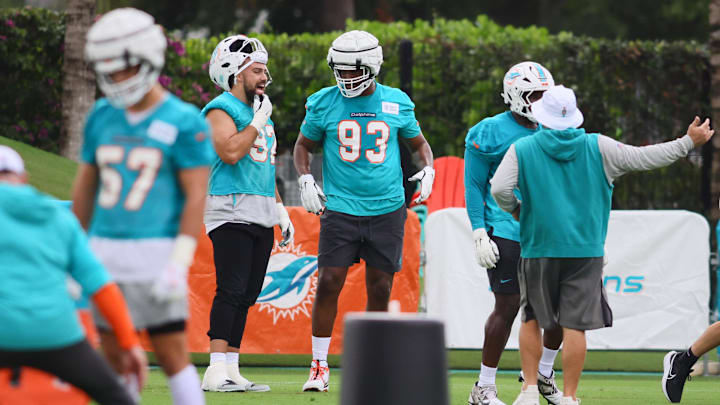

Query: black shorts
[318,206,407,273]
[487,235,521,294]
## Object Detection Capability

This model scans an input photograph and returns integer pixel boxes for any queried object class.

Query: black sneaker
[662,351,693,403]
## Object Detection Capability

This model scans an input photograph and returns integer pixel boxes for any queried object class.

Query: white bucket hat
[531,85,584,130]
[0,145,25,174]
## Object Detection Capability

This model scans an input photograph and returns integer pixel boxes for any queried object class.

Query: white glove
[151,235,196,302]
[408,166,435,203]
[249,95,272,132]
[276,202,295,247]
[473,228,499,269]
[298,173,326,214]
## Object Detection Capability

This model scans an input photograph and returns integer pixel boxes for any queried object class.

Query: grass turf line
[140,367,719,405]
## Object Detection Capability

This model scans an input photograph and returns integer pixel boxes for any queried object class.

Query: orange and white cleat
[302,359,330,392]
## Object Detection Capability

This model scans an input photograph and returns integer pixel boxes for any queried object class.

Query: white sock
[169,365,205,405]
[226,352,239,365]
[209,352,226,365]
[312,336,331,362]
[478,364,497,386]
[539,347,559,378]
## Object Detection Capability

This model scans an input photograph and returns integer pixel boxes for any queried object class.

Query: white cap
[0,145,25,174]
[531,85,584,130]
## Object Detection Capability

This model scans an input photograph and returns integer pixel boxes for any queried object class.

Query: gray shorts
[92,281,188,331]
[518,257,613,331]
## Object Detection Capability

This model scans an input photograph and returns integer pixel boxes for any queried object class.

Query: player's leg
[535,326,564,404]
[204,223,256,392]
[148,326,204,405]
[470,236,520,404]
[0,340,136,405]
[560,327,585,399]
[362,205,407,311]
[224,223,274,392]
[304,210,361,392]
[662,321,720,402]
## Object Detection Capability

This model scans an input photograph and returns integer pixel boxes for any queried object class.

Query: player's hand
[298,174,326,214]
[473,228,499,269]
[687,116,714,147]
[119,344,148,399]
[150,261,188,303]
[276,202,295,247]
[249,94,273,132]
[408,166,435,203]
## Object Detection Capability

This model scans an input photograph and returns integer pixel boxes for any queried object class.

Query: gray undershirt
[204,193,279,234]
[490,134,695,213]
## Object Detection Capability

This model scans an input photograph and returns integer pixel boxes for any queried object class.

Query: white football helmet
[85,8,166,108]
[502,61,554,122]
[327,30,383,98]
[209,35,271,93]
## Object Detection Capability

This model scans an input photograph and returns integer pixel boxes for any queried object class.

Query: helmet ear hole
[221,63,230,68]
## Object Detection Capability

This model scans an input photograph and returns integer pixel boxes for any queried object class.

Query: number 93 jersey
[81,94,214,239]
[301,84,421,216]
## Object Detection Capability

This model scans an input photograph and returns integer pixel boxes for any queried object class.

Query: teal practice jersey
[201,92,276,197]
[464,111,541,242]
[300,84,421,216]
[81,94,214,239]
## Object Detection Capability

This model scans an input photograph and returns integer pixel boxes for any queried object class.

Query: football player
[293,30,434,392]
[465,62,563,405]
[71,8,213,405]
[199,34,293,393]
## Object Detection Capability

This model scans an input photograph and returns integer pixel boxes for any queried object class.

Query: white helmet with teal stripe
[502,61,554,122]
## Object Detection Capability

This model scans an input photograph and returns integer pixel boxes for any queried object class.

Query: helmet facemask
[94,59,160,109]
[331,64,373,98]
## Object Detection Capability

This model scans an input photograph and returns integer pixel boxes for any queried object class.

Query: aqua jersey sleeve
[300,91,327,142]
[396,92,421,139]
[172,113,214,169]
[464,148,491,231]
[80,99,110,164]
[63,209,111,295]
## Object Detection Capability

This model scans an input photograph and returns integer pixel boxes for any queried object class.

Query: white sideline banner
[425,208,710,350]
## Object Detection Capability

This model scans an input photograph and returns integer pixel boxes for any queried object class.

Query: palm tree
[60,0,95,161]
[321,0,354,31]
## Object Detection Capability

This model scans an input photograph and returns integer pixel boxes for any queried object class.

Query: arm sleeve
[464,148,491,230]
[92,283,140,349]
[597,134,695,183]
[300,98,325,142]
[172,115,215,169]
[490,144,520,213]
[398,98,421,139]
[80,107,99,164]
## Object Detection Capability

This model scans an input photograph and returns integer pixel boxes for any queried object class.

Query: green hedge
[0,9,710,212]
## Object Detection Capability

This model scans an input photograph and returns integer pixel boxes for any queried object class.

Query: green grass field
[140,366,718,405]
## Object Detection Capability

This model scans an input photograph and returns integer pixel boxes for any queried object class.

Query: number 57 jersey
[301,84,421,216]
[81,94,214,239]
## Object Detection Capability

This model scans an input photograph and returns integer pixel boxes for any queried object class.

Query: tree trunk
[710,0,720,221]
[321,0,354,32]
[60,0,95,161]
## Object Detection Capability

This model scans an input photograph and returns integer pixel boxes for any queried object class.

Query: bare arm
[71,163,99,230]
[406,133,434,168]
[177,167,209,238]
[293,132,319,176]
[490,144,520,214]
[207,109,259,165]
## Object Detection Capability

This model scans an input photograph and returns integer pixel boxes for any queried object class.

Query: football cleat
[558,397,581,405]
[512,384,540,405]
[302,359,330,392]
[519,370,563,404]
[201,363,245,392]
[468,381,506,405]
[662,351,693,403]
[227,363,270,392]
